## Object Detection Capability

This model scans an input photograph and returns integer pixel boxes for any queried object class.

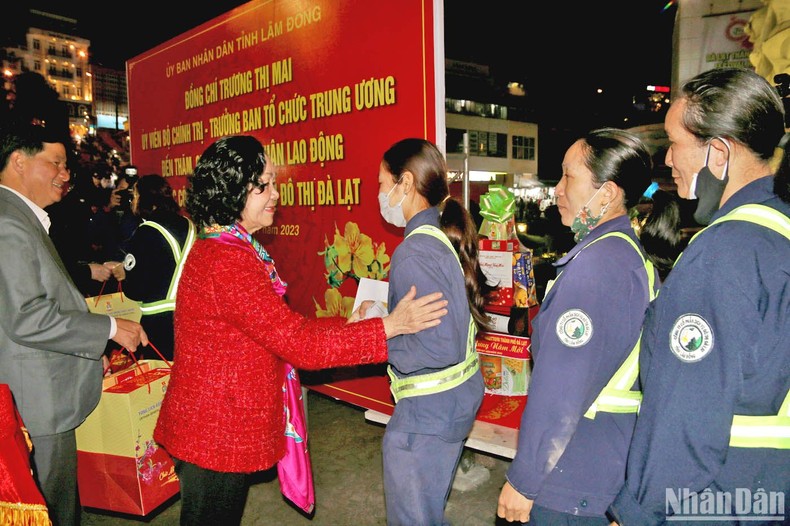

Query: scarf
[201,223,288,296]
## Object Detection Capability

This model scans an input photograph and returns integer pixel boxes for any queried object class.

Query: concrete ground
[82,390,514,525]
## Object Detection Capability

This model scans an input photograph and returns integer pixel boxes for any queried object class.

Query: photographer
[92,166,139,263]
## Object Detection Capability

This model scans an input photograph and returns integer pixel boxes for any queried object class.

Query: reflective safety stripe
[139,219,197,315]
[388,225,479,402]
[674,204,790,268]
[701,204,790,449]
[582,232,656,419]
[731,376,790,449]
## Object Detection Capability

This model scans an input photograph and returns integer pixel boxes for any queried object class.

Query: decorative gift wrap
[478,184,518,241]
[512,251,539,308]
[76,360,178,516]
[475,332,531,396]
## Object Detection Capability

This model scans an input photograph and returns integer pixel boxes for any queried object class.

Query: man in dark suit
[0,121,148,526]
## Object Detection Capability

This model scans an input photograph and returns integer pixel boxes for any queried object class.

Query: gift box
[476,332,531,396]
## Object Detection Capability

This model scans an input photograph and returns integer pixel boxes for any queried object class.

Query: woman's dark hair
[638,190,683,281]
[186,135,267,228]
[133,174,179,218]
[581,128,682,280]
[679,67,785,162]
[680,67,790,212]
[382,138,493,330]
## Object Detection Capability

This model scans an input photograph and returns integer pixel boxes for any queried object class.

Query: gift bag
[75,359,179,515]
[277,362,315,514]
[84,282,142,322]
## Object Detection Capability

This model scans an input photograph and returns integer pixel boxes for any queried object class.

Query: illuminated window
[445,128,507,158]
[512,136,535,160]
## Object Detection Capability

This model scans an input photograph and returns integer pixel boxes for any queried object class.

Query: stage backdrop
[127,0,444,317]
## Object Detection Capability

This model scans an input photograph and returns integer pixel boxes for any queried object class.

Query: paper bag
[76,360,179,515]
[85,290,142,322]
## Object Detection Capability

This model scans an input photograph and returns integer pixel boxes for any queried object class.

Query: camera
[124,166,138,177]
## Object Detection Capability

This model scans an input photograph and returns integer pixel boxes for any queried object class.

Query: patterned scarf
[201,223,288,297]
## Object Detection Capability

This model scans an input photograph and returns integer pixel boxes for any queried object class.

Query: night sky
[11,0,677,177]
[13,1,675,88]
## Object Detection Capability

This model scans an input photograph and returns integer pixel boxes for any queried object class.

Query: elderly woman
[153,135,447,525]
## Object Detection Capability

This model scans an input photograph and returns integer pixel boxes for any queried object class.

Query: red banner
[127,0,442,317]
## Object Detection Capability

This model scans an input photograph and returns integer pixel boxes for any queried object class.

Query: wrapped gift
[480,239,538,314]
[513,251,539,308]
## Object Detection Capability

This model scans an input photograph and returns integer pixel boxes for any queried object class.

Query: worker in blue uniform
[378,138,493,526]
[112,174,195,361]
[610,68,790,525]
[498,128,681,524]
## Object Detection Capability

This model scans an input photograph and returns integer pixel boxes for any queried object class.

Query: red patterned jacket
[154,237,388,473]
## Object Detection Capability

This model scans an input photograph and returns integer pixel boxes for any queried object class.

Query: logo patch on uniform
[123,253,136,271]
[669,314,713,362]
[556,309,593,347]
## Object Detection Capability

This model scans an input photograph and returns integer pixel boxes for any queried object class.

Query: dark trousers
[382,430,465,526]
[173,457,250,526]
[523,504,612,526]
[30,430,79,526]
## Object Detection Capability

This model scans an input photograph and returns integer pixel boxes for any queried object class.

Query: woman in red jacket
[153,135,447,525]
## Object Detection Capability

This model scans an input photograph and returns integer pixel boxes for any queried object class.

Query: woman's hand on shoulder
[381,285,447,339]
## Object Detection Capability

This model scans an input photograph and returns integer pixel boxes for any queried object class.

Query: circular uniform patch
[123,253,136,271]
[669,314,714,362]
[556,309,593,347]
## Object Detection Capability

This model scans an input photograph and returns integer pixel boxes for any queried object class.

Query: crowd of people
[0,66,788,526]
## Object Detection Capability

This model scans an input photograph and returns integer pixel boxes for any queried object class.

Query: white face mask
[378,182,407,227]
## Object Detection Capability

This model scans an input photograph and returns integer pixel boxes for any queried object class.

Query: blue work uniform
[506,215,658,521]
[610,176,790,525]
[122,210,192,360]
[383,207,484,526]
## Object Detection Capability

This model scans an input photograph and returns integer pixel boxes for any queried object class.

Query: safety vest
[138,218,196,316]
[568,231,657,419]
[387,225,479,403]
[688,204,790,449]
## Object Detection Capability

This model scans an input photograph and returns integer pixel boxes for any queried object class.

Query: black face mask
[690,139,730,226]
[692,166,727,225]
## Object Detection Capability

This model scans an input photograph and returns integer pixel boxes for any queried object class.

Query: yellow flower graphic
[313,288,355,319]
[315,221,392,317]
[333,222,375,278]
[368,242,390,280]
